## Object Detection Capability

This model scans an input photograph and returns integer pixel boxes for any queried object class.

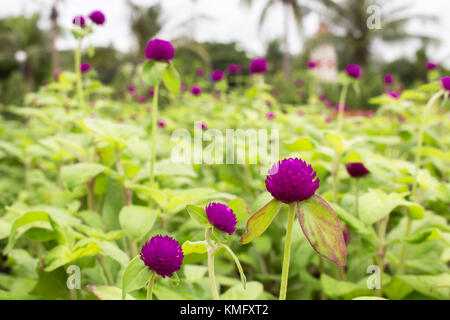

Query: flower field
[0,4,449,301]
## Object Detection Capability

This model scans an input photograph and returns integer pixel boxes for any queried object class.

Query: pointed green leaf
[60,163,107,189]
[240,199,282,244]
[162,63,180,95]
[186,205,211,227]
[119,205,157,241]
[142,60,167,87]
[297,195,347,267]
[121,255,152,300]
[182,240,207,255]
[88,285,135,300]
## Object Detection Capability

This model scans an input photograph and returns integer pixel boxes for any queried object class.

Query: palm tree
[311,0,437,66]
[242,0,310,78]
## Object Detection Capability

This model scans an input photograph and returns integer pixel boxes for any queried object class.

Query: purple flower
[345,64,361,79]
[205,203,237,235]
[345,162,370,178]
[138,96,147,104]
[140,235,183,278]
[266,111,275,119]
[190,85,202,96]
[441,76,450,91]
[265,158,320,204]
[157,120,166,128]
[72,15,85,27]
[148,88,155,97]
[196,68,205,76]
[307,60,318,69]
[295,79,304,88]
[89,10,105,25]
[335,103,348,112]
[80,62,91,73]
[250,58,267,74]
[227,64,240,75]
[200,122,208,130]
[211,70,225,82]
[128,85,136,95]
[426,61,438,70]
[383,74,394,84]
[145,39,174,61]
[388,91,399,99]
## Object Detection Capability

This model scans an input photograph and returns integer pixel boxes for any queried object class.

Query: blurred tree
[49,0,63,75]
[265,39,283,73]
[242,0,310,79]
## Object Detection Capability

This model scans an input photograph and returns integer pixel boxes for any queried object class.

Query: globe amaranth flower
[128,85,136,95]
[265,158,320,204]
[345,64,361,79]
[345,162,370,178]
[145,39,174,61]
[211,70,225,82]
[190,85,202,96]
[250,58,267,74]
[196,68,205,76]
[227,64,240,75]
[426,61,438,70]
[72,15,85,27]
[148,87,155,97]
[266,111,275,119]
[383,74,394,84]
[441,76,450,91]
[335,103,348,112]
[388,91,399,99]
[138,96,147,104]
[307,60,318,69]
[200,121,208,130]
[157,120,166,128]
[89,10,105,25]
[140,235,183,278]
[295,79,304,88]
[205,202,237,235]
[80,62,91,73]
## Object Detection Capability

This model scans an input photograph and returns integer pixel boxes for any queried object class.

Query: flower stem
[146,272,157,300]
[279,203,296,300]
[205,228,219,300]
[150,84,160,185]
[87,178,95,211]
[375,216,389,297]
[397,90,444,275]
[74,39,85,112]
[337,83,349,132]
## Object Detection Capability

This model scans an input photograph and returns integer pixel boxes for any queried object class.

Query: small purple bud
[440,76,450,91]
[80,62,91,73]
[250,58,267,74]
[211,70,225,82]
[307,60,318,69]
[157,120,166,128]
[190,85,202,96]
[345,162,370,178]
[383,74,394,84]
[266,111,275,119]
[72,15,85,27]
[196,68,205,76]
[148,87,155,97]
[388,91,399,99]
[345,64,361,79]
[205,202,237,235]
[138,96,147,104]
[426,61,438,70]
[227,64,241,75]
[88,10,105,25]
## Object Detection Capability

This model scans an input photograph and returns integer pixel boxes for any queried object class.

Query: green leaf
[186,205,211,227]
[321,274,368,298]
[397,274,450,300]
[331,203,376,238]
[183,265,208,283]
[297,195,347,267]
[121,255,152,300]
[88,285,135,300]
[162,63,180,95]
[119,205,157,241]
[61,163,107,189]
[102,178,124,231]
[221,281,263,300]
[142,60,167,87]
[358,190,405,225]
[182,240,207,255]
[240,199,282,244]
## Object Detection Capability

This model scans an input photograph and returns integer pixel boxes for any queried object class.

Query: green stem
[354,178,360,216]
[337,83,349,132]
[398,90,444,276]
[375,216,389,297]
[279,203,296,300]
[74,39,85,112]
[205,228,219,300]
[87,178,95,211]
[150,84,160,185]
[146,272,157,300]
[98,256,113,285]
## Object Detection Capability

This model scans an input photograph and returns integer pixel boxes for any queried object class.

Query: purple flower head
[383,74,394,84]
[196,68,205,76]
[72,15,85,27]
[205,202,237,235]
[441,76,450,91]
[157,120,166,128]
[190,85,202,96]
[138,96,147,104]
[388,91,399,99]
[140,235,183,278]
[89,10,105,25]
[335,103,348,112]
[345,162,370,178]
[265,158,320,204]
[80,62,91,73]
[345,64,361,79]
[307,60,318,69]
[266,111,275,119]
[250,58,267,74]
[426,61,438,70]
[325,99,334,108]
[295,79,304,88]
[200,122,208,130]
[227,64,240,75]
[145,39,174,61]
[211,70,225,82]
[148,87,155,97]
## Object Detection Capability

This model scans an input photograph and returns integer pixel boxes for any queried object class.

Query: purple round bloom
[200,122,207,130]
[345,64,361,79]
[335,103,348,112]
[89,10,105,25]
[266,111,275,119]
[388,91,399,99]
[345,162,370,178]
[80,62,91,73]
[383,74,394,84]
[426,61,438,70]
[307,60,318,69]
[190,85,202,96]
[250,58,267,74]
[157,120,166,128]
[148,87,155,97]
[265,158,320,204]
[128,85,136,95]
[441,76,450,91]
[196,68,205,76]
[205,203,237,235]
[138,96,147,104]
[72,15,85,27]
[140,235,183,278]
[227,64,240,75]
[211,70,225,82]
[145,39,174,61]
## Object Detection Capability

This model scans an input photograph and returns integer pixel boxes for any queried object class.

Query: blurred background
[1,0,449,106]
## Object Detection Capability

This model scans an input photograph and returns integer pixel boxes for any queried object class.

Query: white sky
[2,0,450,67]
